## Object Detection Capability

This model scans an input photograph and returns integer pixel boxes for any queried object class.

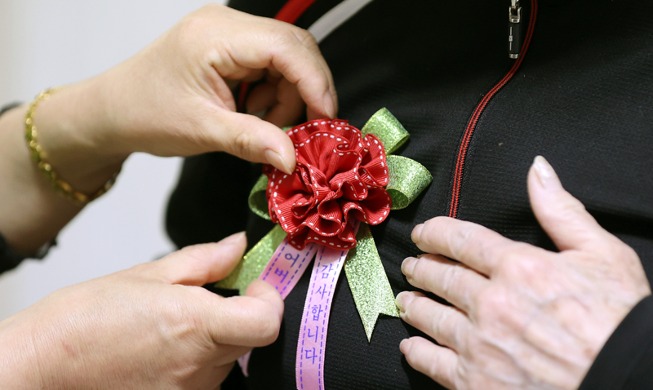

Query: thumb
[527,156,610,252]
[208,109,296,174]
[152,232,248,286]
[204,280,284,347]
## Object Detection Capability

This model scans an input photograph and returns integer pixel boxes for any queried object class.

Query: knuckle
[175,12,208,44]
[453,364,470,390]
[474,287,509,321]
[292,27,319,49]
[273,28,301,48]
[402,294,426,326]
[441,263,463,296]
[257,309,282,345]
[429,307,449,336]
[448,224,482,262]
[493,243,537,276]
[408,255,430,281]
[177,245,214,280]
[451,314,468,352]
[416,216,447,247]
[401,298,417,323]
[502,250,540,278]
[273,23,317,50]
[425,356,445,385]
[230,129,253,158]
[612,239,640,263]
[422,216,445,232]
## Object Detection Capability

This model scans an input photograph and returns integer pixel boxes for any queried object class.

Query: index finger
[221,18,337,119]
[411,216,515,276]
[266,26,337,119]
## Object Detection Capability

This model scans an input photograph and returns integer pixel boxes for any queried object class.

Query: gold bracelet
[25,88,118,205]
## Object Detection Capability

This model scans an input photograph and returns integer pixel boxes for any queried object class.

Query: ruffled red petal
[266,119,391,249]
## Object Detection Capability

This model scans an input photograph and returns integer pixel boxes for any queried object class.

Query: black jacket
[166,0,653,388]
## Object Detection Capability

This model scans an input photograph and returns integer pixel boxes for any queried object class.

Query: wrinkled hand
[0,233,282,389]
[396,156,651,389]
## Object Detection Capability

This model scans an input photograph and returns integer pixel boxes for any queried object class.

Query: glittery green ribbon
[216,225,285,294]
[361,107,409,154]
[387,155,433,210]
[217,108,432,340]
[344,224,399,341]
[248,174,271,221]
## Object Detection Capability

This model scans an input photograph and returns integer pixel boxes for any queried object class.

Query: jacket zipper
[240,0,539,219]
[509,0,524,59]
[448,0,539,218]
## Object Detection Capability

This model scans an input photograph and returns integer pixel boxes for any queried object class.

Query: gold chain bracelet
[25,88,118,205]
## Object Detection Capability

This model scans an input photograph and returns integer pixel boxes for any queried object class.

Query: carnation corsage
[217,108,432,390]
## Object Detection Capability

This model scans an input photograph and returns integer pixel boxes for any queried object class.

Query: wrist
[32,81,128,194]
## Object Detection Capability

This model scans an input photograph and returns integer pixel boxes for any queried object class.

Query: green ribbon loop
[387,155,433,210]
[361,108,409,154]
[215,225,286,294]
[344,224,400,341]
[248,174,271,221]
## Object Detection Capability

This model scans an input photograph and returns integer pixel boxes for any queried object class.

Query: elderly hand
[396,156,651,389]
[0,233,283,389]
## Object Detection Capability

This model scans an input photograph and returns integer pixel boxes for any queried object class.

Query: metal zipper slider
[508,0,522,59]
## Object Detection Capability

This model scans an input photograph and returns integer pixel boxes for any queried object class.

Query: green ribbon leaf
[215,225,286,294]
[387,155,433,210]
[344,224,400,341]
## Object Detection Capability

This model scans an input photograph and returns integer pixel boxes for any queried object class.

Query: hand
[396,156,651,389]
[0,4,336,254]
[0,233,283,389]
[38,4,337,182]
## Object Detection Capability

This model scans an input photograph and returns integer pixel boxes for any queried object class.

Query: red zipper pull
[508,0,523,59]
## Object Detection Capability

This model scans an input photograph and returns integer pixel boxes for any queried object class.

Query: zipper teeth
[448,0,539,218]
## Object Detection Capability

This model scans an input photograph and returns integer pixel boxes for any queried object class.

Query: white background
[0,0,225,319]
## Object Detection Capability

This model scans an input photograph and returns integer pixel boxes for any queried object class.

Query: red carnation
[264,119,391,250]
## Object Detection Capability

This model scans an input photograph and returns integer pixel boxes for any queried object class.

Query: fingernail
[532,156,561,189]
[220,231,246,246]
[411,224,424,243]
[323,89,337,118]
[399,338,410,354]
[395,291,415,314]
[401,257,416,276]
[265,149,293,174]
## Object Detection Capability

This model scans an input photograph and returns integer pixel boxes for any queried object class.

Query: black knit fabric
[580,296,653,389]
[165,0,653,388]
[0,231,28,274]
